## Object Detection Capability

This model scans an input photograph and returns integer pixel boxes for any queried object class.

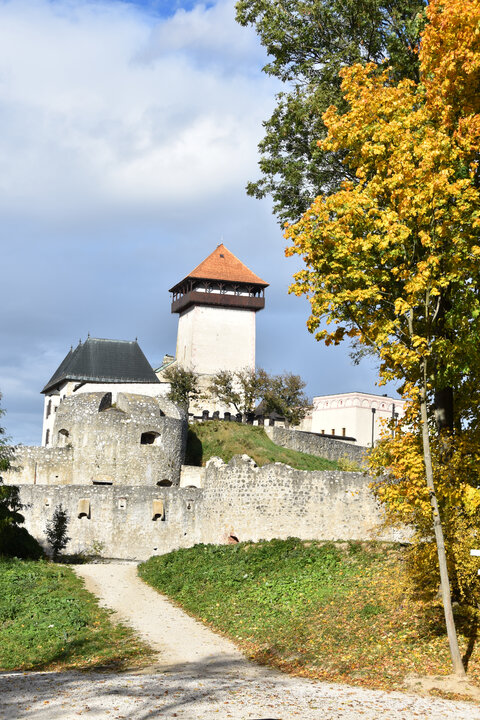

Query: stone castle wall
[5,392,187,488]
[197,457,390,546]
[18,484,203,560]
[265,426,367,464]
[16,456,406,560]
[7,446,74,485]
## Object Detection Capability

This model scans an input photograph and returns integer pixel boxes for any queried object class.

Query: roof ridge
[170,243,268,289]
[42,338,158,394]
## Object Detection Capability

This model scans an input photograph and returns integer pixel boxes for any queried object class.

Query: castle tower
[170,244,268,377]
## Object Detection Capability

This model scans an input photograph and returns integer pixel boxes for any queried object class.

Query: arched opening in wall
[78,498,90,519]
[98,392,112,412]
[228,535,239,544]
[157,479,172,486]
[57,429,70,447]
[141,431,160,445]
[152,499,165,521]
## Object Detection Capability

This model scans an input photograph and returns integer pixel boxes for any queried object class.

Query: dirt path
[74,561,264,677]
[1,562,479,720]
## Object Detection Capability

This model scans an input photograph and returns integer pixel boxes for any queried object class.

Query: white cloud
[0,0,278,219]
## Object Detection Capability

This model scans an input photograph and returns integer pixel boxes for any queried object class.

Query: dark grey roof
[42,337,160,394]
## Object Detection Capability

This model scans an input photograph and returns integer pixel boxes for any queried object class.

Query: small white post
[470,549,480,575]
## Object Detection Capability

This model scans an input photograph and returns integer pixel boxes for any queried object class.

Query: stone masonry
[15,455,406,561]
[4,391,407,560]
[265,426,367,464]
[7,392,186,487]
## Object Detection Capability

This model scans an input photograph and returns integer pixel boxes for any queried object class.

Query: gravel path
[1,562,479,720]
[74,562,258,676]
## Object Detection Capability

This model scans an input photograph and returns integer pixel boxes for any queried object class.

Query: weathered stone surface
[15,457,406,561]
[4,392,407,560]
[266,426,367,464]
[5,392,187,487]
[18,484,203,561]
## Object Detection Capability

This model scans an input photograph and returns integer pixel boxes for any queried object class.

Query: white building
[41,337,167,446]
[170,243,268,375]
[300,391,406,447]
[166,243,268,416]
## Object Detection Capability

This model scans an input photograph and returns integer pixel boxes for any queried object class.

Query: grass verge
[139,539,480,693]
[0,559,153,671]
[185,421,340,470]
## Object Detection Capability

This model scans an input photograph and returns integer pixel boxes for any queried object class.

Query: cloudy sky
[1,0,395,445]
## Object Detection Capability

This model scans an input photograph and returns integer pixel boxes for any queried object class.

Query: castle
[3,244,405,559]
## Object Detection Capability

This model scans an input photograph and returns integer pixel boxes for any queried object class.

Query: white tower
[170,243,268,379]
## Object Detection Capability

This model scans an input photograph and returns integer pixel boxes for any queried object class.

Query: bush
[0,485,43,560]
[45,505,70,561]
[0,524,43,559]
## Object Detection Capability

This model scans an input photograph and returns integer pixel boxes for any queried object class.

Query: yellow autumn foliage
[285,0,480,606]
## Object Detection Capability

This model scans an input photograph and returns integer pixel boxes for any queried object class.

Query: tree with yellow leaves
[285,0,480,676]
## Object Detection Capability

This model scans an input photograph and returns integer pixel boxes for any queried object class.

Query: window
[46,400,52,418]
[45,429,50,445]
[342,428,346,437]
[152,499,165,521]
[57,429,69,447]
[141,431,160,445]
[78,498,90,519]
[98,392,112,412]
[331,429,335,436]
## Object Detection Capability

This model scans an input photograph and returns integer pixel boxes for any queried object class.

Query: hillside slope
[139,539,480,695]
[185,421,341,471]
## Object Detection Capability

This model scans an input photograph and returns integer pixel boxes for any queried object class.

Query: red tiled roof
[173,244,268,288]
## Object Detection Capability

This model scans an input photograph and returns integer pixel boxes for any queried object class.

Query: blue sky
[1,0,394,445]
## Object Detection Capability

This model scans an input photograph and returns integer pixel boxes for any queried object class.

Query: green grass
[139,539,480,692]
[185,421,340,470]
[0,559,153,671]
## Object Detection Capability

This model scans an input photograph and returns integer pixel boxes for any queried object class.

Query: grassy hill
[185,421,342,471]
[139,539,480,694]
[0,559,152,671]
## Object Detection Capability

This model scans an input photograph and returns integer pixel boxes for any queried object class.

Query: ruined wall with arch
[6,392,187,488]
[14,456,408,561]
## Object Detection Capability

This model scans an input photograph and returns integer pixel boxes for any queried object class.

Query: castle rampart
[14,456,407,560]
[265,426,367,464]
[5,392,187,488]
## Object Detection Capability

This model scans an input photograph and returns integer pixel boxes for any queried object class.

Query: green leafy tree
[209,368,309,425]
[0,484,43,559]
[0,394,43,559]
[0,485,24,536]
[0,393,20,533]
[284,0,480,676]
[263,371,311,427]
[209,368,269,416]
[164,365,202,412]
[45,505,70,561]
[236,0,425,224]
[0,392,14,475]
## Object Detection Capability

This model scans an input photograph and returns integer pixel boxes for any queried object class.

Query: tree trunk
[419,365,465,676]
[434,387,454,432]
